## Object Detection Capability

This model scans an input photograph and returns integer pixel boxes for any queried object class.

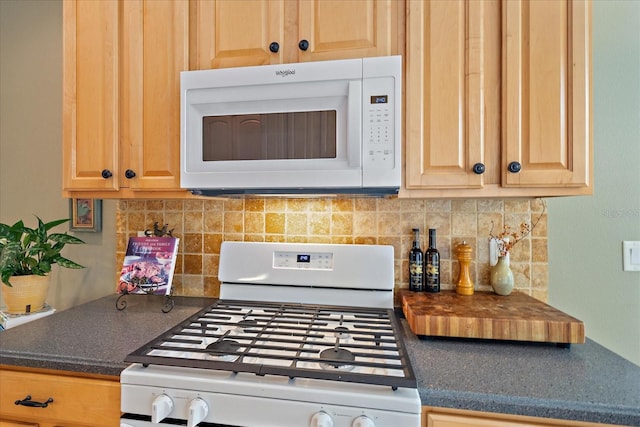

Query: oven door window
[202,110,337,161]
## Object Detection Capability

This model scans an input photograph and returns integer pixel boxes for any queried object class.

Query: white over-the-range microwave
[180,56,401,196]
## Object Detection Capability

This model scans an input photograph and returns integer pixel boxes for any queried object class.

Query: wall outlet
[622,241,640,272]
[489,238,498,266]
[489,238,510,266]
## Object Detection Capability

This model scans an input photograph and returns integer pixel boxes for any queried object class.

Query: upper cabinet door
[62,0,119,191]
[402,0,591,198]
[191,0,285,69]
[405,0,489,189]
[296,0,398,63]
[502,0,592,189]
[63,0,188,196]
[191,0,399,70]
[121,0,188,190]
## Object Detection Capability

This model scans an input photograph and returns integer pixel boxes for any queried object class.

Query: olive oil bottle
[425,228,440,292]
[409,228,424,292]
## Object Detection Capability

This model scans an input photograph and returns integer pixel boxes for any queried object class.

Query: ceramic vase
[490,256,514,296]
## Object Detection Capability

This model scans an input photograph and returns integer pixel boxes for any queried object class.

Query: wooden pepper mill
[455,241,474,295]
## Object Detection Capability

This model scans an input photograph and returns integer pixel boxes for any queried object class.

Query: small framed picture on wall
[69,198,102,232]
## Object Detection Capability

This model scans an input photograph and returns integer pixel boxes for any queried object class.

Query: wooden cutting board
[401,290,585,344]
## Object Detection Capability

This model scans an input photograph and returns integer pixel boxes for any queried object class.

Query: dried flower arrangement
[489,199,546,258]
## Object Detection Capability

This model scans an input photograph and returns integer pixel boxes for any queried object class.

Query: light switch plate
[622,241,640,272]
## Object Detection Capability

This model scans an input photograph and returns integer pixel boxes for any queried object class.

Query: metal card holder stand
[116,288,175,313]
[116,223,176,313]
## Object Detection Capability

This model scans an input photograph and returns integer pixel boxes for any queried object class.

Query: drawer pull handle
[15,395,54,408]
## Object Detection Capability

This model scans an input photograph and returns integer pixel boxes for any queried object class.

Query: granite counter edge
[0,352,126,377]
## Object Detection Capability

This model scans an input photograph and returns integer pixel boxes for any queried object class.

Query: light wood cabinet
[190,0,401,69]
[502,0,592,191]
[62,0,119,193]
[403,0,592,198]
[63,0,402,198]
[404,0,500,191]
[0,366,120,427]
[63,0,190,199]
[423,407,620,427]
[0,422,38,427]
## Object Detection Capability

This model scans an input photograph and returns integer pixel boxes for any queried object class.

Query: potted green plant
[0,216,85,314]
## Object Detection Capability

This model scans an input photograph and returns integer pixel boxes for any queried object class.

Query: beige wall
[0,0,116,311]
[548,0,640,367]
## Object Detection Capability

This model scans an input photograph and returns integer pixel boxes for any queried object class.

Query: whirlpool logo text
[275,69,296,77]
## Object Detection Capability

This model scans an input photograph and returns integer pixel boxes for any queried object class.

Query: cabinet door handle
[269,42,279,53]
[15,395,54,408]
[472,163,485,175]
[507,161,522,173]
[101,169,113,179]
[298,39,309,51]
[125,169,136,179]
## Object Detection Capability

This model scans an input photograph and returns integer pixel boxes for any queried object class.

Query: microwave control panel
[363,77,396,170]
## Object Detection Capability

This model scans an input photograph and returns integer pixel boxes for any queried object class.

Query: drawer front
[0,368,120,427]
[0,420,39,427]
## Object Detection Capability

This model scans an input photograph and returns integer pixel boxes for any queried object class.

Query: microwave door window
[202,111,337,162]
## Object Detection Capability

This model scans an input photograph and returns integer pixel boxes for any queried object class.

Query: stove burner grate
[125,299,417,389]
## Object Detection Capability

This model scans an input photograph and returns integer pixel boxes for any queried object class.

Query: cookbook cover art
[117,237,179,296]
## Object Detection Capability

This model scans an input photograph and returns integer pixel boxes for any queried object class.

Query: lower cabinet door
[427,413,539,427]
[423,407,619,427]
[0,420,39,427]
[0,368,120,427]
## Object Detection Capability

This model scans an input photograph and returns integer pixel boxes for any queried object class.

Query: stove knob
[310,411,334,427]
[352,415,375,427]
[151,394,174,423]
[187,397,209,427]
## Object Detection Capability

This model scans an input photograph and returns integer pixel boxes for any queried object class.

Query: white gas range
[120,241,420,427]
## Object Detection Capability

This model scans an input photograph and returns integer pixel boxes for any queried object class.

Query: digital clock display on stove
[296,254,311,263]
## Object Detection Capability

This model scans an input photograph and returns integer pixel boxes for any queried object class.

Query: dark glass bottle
[409,228,424,292]
[425,228,440,292]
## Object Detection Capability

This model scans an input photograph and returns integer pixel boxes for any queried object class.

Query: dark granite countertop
[1,295,639,425]
[0,294,214,376]
[398,312,640,426]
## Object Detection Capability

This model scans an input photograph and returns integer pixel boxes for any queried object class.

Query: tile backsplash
[116,198,548,302]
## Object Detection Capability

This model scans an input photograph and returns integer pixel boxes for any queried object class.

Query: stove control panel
[274,250,334,270]
[121,383,419,427]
